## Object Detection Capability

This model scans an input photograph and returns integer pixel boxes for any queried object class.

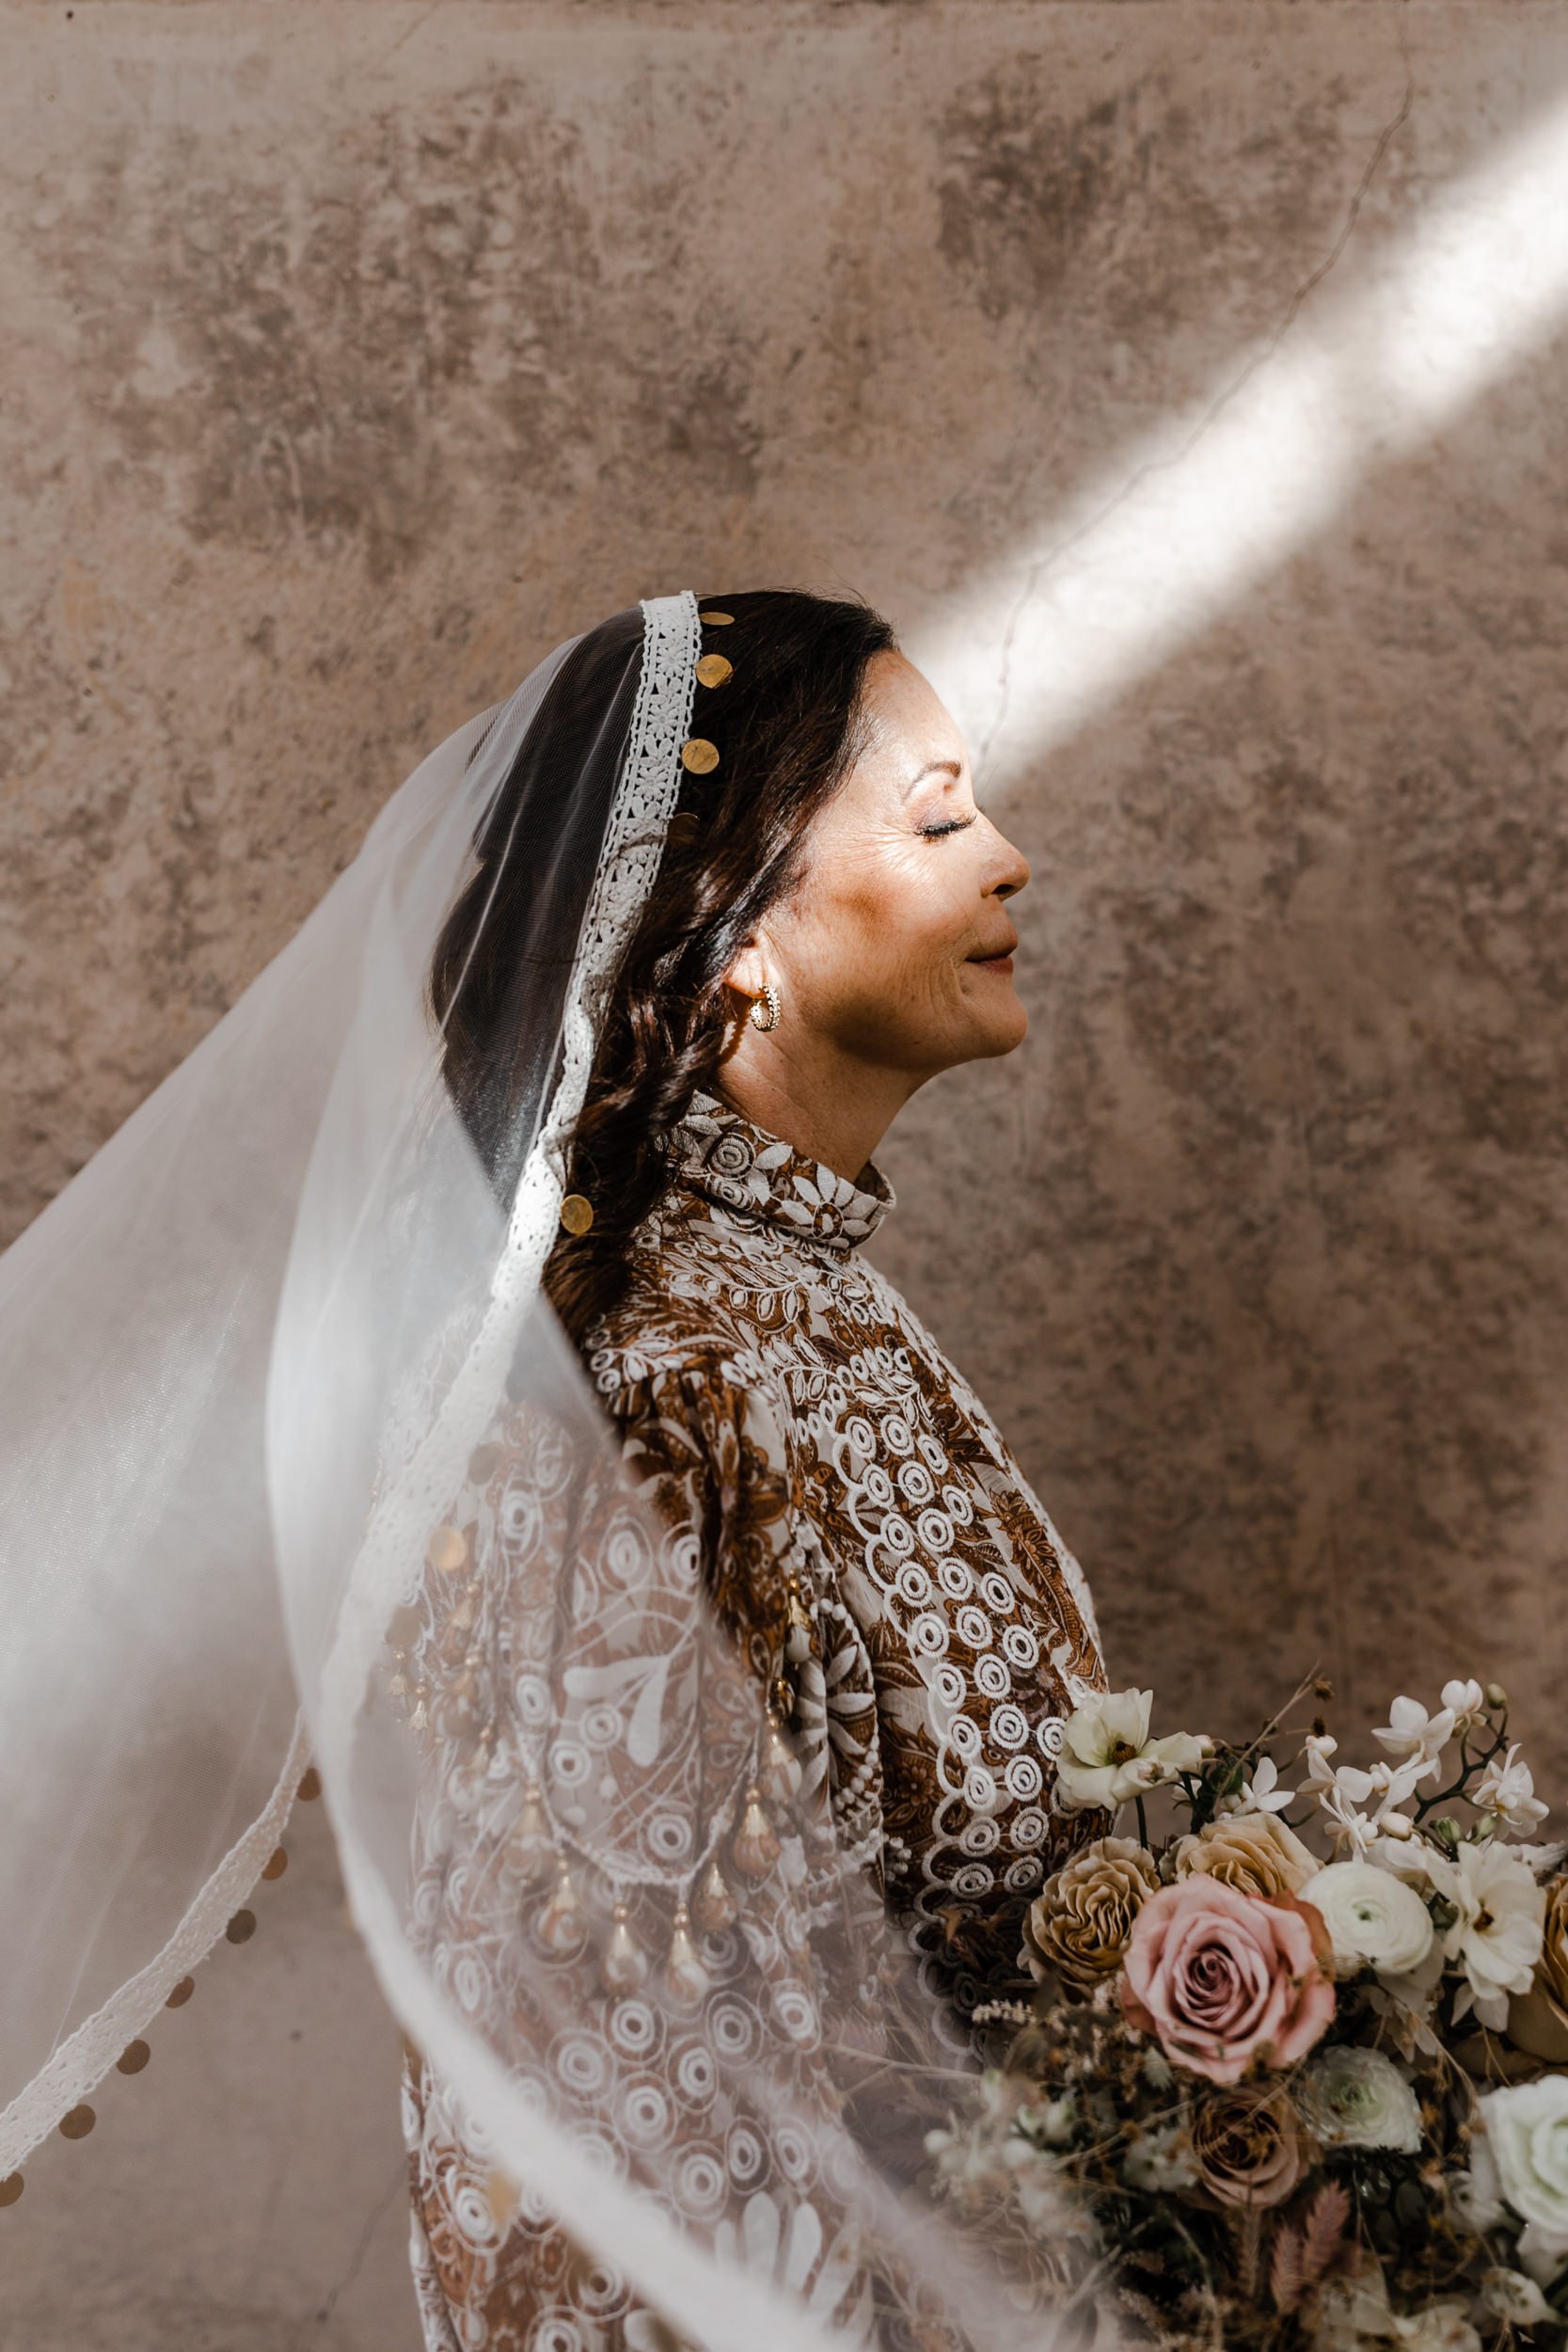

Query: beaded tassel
[691,1856,739,1934]
[537,1862,587,1959]
[662,1905,710,2009]
[509,1784,556,1888]
[760,1716,801,1806]
[730,1784,781,1880]
[600,1902,648,1997]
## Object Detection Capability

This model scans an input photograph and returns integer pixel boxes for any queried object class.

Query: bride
[0,587,1109,2351]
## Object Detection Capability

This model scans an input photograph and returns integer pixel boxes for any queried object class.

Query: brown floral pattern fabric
[404,1090,1109,2348]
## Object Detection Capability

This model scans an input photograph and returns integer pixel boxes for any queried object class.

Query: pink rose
[1120,1876,1336,2086]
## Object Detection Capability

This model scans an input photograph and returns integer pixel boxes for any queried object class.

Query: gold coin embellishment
[695,654,733,689]
[166,1976,196,2009]
[681,738,721,775]
[559,1192,594,1236]
[426,1524,468,1575]
[296,1765,323,1802]
[261,1846,289,1882]
[0,2173,23,2207]
[697,609,735,625]
[59,2106,96,2140]
[116,2041,151,2076]
[226,1909,258,1945]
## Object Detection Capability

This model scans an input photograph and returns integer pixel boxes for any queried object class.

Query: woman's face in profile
[760,649,1031,1080]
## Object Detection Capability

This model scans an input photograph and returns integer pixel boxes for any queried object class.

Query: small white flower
[1239,1753,1295,1814]
[1296,2043,1423,2153]
[1473,1741,1549,1837]
[1121,2118,1200,2193]
[1372,1694,1455,1783]
[1053,1689,1207,1814]
[1441,1677,1489,1736]
[1429,1840,1545,2030]
[1478,2074,1568,2286]
[1477,2267,1553,2327]
[1299,1859,1435,1979]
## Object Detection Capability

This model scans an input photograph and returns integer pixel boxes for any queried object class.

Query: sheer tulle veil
[0,592,1093,2349]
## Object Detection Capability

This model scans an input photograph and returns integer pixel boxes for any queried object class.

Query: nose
[984,815,1029,901]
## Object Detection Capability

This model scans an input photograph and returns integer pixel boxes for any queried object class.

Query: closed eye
[919,817,976,840]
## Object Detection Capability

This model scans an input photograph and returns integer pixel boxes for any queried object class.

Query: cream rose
[1021,1835,1161,1990]
[1172,1809,1320,1899]
[1297,1858,1436,1979]
[1477,2074,1568,2286]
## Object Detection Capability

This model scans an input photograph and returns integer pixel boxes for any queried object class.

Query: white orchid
[1473,1741,1549,1837]
[1237,1752,1294,1815]
[1441,1677,1491,1736]
[1371,1694,1454,1783]
[1306,1735,1428,1859]
[1053,1689,1210,1815]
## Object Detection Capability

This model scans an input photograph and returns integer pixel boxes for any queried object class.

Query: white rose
[1430,1840,1545,2030]
[1053,1688,1207,1814]
[1299,1859,1436,1978]
[1296,2043,1423,2153]
[1478,2075,1568,2287]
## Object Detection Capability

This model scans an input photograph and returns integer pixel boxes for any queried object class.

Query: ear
[722,935,768,1002]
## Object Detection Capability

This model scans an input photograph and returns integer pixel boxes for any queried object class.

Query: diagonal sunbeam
[913,89,1568,778]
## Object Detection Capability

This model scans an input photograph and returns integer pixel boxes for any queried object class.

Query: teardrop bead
[662,1906,711,2010]
[537,1863,587,1959]
[760,1719,801,1806]
[600,1902,648,1997]
[730,1784,781,1880]
[691,1856,739,1933]
[510,1785,556,1887]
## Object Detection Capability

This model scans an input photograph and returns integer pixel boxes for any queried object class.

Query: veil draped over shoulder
[0,593,1090,2350]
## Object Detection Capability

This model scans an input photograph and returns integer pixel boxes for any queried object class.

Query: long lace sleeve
[400,1349,893,2352]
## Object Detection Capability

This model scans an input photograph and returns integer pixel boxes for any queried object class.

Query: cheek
[782,851,974,1024]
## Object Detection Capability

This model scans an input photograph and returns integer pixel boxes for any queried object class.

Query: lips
[967,934,1019,967]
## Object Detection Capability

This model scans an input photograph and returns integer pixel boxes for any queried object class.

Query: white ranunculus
[1299,1859,1436,1978]
[1295,2043,1423,2153]
[1053,1688,1207,1814]
[1430,1839,1545,2030]
[1478,2075,1568,2287]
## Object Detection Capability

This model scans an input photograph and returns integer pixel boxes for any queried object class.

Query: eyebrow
[900,757,962,800]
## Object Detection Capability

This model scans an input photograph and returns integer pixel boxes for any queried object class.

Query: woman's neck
[715,1032,921,1187]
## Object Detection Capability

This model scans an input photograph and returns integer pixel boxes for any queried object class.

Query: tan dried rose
[1021,1834,1161,1990]
[1508,1873,1568,2065]
[1189,2081,1306,2209]
[1170,1808,1320,1899]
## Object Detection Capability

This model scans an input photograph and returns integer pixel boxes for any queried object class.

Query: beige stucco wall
[4,4,1566,2343]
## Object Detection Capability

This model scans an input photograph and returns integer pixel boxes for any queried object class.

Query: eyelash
[919,817,975,840]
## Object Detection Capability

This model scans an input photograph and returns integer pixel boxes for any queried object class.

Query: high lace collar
[670,1089,894,1251]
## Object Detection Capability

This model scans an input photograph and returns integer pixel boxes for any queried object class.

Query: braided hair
[430,588,897,1349]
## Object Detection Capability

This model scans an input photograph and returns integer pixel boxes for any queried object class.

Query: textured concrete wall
[5,3,1567,2343]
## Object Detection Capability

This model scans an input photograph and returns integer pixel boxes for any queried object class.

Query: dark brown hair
[430,588,897,1347]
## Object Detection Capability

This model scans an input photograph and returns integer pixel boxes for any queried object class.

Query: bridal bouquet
[927,1675,1568,2349]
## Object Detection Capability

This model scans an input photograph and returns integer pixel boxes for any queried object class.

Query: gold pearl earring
[749,984,780,1033]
